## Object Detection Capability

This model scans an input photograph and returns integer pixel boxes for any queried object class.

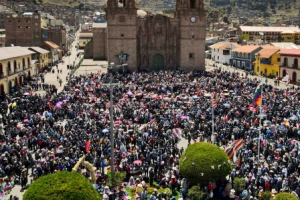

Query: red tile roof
[279,49,300,55]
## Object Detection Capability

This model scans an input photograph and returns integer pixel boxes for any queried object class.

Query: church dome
[137,10,147,18]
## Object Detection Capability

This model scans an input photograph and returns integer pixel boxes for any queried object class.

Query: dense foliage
[275,192,298,200]
[179,143,232,184]
[23,171,101,200]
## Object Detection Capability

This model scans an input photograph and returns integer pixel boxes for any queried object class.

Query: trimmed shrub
[233,177,245,195]
[179,142,232,184]
[275,192,298,200]
[23,171,101,200]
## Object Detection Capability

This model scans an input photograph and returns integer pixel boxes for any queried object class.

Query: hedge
[23,171,101,200]
[179,142,232,184]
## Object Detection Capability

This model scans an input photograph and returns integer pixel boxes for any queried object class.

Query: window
[190,0,196,9]
[242,62,245,68]
[34,15,39,19]
[18,26,22,28]
[120,33,124,37]
[277,58,280,62]
[237,61,240,67]
[119,16,125,23]
[26,26,30,29]
[189,53,195,59]
[233,60,236,66]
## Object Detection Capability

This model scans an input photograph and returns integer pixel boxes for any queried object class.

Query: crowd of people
[0,68,299,200]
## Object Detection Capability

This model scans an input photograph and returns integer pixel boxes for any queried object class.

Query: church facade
[87,0,206,71]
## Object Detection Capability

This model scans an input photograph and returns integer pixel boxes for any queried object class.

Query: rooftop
[270,42,300,49]
[28,47,49,54]
[79,32,93,38]
[232,45,260,53]
[92,23,107,28]
[0,47,35,60]
[210,42,241,50]
[239,26,300,33]
[279,49,300,55]
[256,46,280,58]
[43,41,60,49]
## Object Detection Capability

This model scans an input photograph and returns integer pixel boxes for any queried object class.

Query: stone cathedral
[87,0,206,71]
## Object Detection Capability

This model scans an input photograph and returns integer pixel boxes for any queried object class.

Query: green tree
[261,191,272,200]
[233,177,245,195]
[275,192,298,200]
[107,171,126,187]
[179,143,232,184]
[23,172,101,200]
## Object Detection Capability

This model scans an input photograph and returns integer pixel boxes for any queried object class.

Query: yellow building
[280,30,296,43]
[0,47,36,97]
[254,46,281,77]
[28,47,50,73]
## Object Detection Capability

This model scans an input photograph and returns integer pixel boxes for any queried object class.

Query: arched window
[294,58,298,68]
[264,68,267,75]
[27,57,30,67]
[190,0,196,9]
[7,62,11,73]
[13,60,17,71]
[22,58,25,69]
[0,63,2,74]
[284,57,288,66]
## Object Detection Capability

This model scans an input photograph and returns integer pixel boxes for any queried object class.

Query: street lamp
[102,62,121,187]
[257,109,267,163]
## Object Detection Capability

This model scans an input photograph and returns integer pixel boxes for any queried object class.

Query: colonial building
[209,42,240,65]
[0,47,36,97]
[279,49,300,83]
[254,46,281,77]
[231,45,261,71]
[86,0,206,71]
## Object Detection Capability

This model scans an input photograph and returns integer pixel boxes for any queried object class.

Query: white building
[209,42,241,64]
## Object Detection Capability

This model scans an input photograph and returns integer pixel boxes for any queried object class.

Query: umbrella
[135,92,143,97]
[56,150,64,154]
[102,129,109,133]
[17,125,23,130]
[65,157,70,160]
[151,94,158,99]
[57,101,63,105]
[23,92,29,96]
[192,95,199,99]
[55,104,61,108]
[127,90,133,95]
[11,103,16,107]
[204,93,211,97]
[263,120,272,126]
[144,95,150,99]
[290,115,298,121]
[133,160,142,165]
[46,112,52,117]
[23,119,29,123]
[223,103,230,107]
[85,82,89,85]
[62,99,68,103]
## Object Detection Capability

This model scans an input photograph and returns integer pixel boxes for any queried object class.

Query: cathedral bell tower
[105,0,137,70]
[176,0,206,71]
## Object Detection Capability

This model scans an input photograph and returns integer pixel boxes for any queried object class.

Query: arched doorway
[28,70,31,77]
[0,84,4,97]
[22,58,25,70]
[294,58,298,68]
[14,77,18,86]
[8,81,12,94]
[152,54,164,70]
[19,76,22,86]
[282,69,286,77]
[292,72,297,83]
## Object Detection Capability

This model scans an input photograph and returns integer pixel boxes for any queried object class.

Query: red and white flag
[211,92,218,109]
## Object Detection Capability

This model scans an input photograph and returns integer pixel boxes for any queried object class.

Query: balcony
[0,72,3,78]
[292,64,298,68]
[260,60,271,65]
[8,70,13,75]
[282,63,288,67]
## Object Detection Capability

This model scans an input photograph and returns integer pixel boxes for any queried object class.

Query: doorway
[152,54,164,71]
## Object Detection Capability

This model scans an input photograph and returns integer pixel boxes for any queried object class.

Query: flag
[253,83,263,106]
[225,146,234,159]
[232,139,243,149]
[235,142,244,151]
[224,114,229,121]
[172,128,182,138]
[134,115,139,121]
[282,71,290,82]
[149,118,156,125]
[211,92,218,109]
[85,139,90,153]
[237,153,242,168]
